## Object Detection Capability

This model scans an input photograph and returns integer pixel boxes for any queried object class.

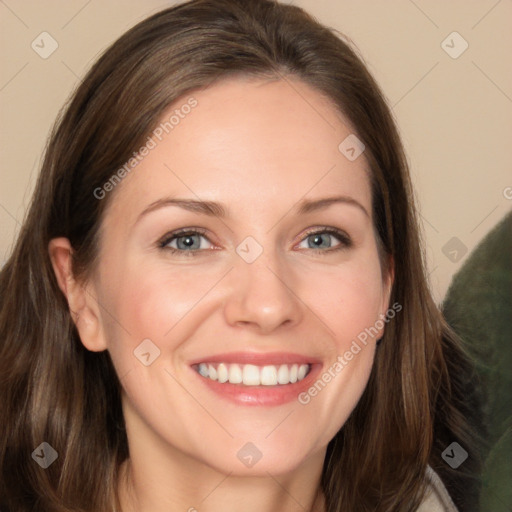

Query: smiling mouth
[193,362,312,386]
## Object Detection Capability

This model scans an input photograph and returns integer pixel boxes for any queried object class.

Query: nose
[223,248,304,335]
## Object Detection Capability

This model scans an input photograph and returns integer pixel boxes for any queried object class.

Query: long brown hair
[0,0,483,510]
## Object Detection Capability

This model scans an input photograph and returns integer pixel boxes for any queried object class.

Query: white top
[417,466,459,511]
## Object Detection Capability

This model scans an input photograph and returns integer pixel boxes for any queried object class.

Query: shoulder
[416,465,459,512]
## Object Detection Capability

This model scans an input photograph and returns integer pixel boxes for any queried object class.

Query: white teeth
[198,363,209,377]
[208,364,217,381]
[260,365,278,386]
[277,364,290,384]
[242,364,260,385]
[195,362,311,386]
[297,364,308,380]
[289,364,298,383]
[228,363,243,384]
[217,363,228,383]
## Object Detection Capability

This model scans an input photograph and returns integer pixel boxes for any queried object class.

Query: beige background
[1,0,511,304]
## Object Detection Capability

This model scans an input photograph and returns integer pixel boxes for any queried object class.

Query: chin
[195,435,321,477]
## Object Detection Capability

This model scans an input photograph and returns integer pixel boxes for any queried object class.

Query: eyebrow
[136,194,369,223]
[296,196,369,217]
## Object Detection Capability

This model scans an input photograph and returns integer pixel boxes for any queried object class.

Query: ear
[48,237,107,352]
[378,254,395,327]
[382,254,395,311]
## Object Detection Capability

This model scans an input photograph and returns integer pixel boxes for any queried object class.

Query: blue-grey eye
[309,233,335,249]
[161,231,211,251]
[297,229,348,250]
[175,234,201,250]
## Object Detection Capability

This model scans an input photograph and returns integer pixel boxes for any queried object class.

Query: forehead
[102,76,372,225]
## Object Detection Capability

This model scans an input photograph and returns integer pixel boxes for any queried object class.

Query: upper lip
[189,351,322,366]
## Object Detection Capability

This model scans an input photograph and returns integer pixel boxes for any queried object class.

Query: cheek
[293,260,383,449]
[99,260,223,364]
[304,257,386,346]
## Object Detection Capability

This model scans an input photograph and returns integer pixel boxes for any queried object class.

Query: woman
[0,0,483,510]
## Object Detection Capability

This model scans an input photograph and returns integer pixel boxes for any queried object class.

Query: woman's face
[82,76,392,476]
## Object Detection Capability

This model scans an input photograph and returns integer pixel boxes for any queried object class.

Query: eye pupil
[177,235,199,249]
[309,233,330,248]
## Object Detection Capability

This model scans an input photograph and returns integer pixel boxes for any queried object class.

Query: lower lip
[191,364,322,406]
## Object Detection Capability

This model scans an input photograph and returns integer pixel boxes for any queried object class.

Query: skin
[50,76,393,512]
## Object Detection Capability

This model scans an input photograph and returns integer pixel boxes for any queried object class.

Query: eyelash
[157,226,352,257]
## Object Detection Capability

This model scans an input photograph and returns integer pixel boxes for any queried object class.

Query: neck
[116,441,326,512]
